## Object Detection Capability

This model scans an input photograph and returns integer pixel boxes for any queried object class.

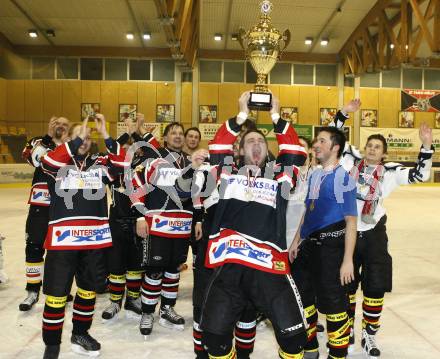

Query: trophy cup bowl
[239,1,290,111]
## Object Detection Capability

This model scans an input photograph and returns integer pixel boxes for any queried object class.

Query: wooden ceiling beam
[410,0,435,59]
[409,0,435,51]
[434,0,440,51]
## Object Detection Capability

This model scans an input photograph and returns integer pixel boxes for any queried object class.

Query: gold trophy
[238,0,290,111]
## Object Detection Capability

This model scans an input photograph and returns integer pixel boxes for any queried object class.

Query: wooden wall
[0,79,436,141]
[3,80,177,138]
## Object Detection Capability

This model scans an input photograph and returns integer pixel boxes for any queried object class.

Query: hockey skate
[256,312,268,330]
[19,290,39,311]
[361,329,380,358]
[159,305,185,331]
[139,313,154,338]
[43,344,60,359]
[101,302,120,321]
[124,296,142,320]
[71,332,101,357]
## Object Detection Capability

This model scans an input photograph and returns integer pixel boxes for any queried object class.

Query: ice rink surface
[0,185,439,359]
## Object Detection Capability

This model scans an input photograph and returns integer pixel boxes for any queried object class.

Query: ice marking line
[387,306,440,353]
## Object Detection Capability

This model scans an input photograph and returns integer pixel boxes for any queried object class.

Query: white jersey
[285,165,313,247]
[340,143,434,231]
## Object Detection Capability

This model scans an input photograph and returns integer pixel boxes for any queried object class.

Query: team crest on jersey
[50,224,112,248]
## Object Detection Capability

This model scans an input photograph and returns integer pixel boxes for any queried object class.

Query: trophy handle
[238,28,247,51]
[279,29,291,56]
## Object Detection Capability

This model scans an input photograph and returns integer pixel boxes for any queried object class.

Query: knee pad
[277,331,307,355]
[203,331,233,357]
[25,242,44,262]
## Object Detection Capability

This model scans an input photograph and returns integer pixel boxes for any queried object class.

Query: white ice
[0,186,439,358]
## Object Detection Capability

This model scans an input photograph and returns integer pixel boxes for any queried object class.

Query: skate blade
[71,344,100,357]
[158,318,184,331]
[347,344,355,354]
[142,334,152,341]
[125,310,141,321]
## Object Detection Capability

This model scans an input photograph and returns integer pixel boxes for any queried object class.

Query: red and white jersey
[205,117,307,274]
[41,137,128,250]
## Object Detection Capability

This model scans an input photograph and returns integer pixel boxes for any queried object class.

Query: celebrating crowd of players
[16,91,434,359]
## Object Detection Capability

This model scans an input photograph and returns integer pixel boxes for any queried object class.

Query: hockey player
[289,126,358,359]
[334,114,434,358]
[40,115,127,358]
[101,114,160,321]
[191,167,257,359]
[132,122,200,336]
[184,127,202,155]
[200,91,308,359]
[19,116,70,311]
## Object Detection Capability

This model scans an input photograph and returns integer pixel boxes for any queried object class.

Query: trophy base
[248,92,272,111]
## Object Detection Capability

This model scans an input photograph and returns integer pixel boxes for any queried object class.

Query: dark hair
[317,127,346,158]
[184,127,201,139]
[298,136,312,149]
[163,122,184,137]
[239,129,268,150]
[242,119,257,132]
[366,134,387,154]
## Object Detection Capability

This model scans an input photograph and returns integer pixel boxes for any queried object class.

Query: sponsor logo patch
[150,215,192,235]
[51,224,111,247]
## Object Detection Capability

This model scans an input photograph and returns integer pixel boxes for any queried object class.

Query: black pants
[43,249,107,296]
[291,221,349,314]
[24,205,49,291]
[105,217,143,275]
[201,264,305,337]
[350,215,393,294]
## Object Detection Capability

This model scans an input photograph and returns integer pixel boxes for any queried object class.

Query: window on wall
[182,71,193,82]
[153,59,175,81]
[200,60,222,82]
[32,57,55,79]
[382,68,401,88]
[270,63,291,85]
[80,58,103,80]
[315,64,337,86]
[344,76,354,87]
[105,59,127,80]
[360,72,380,87]
[402,68,422,89]
[424,69,440,90]
[129,60,150,80]
[294,64,313,85]
[246,62,258,84]
[223,61,244,82]
[57,58,78,79]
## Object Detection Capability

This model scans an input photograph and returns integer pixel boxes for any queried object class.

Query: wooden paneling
[6,80,25,123]
[378,88,399,127]
[82,81,101,103]
[25,80,44,123]
[0,78,6,122]
[118,82,138,104]
[299,86,319,124]
[218,84,240,123]
[100,81,119,124]
[62,80,82,123]
[138,82,157,123]
[43,81,63,120]
[156,83,176,105]
[180,82,192,126]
